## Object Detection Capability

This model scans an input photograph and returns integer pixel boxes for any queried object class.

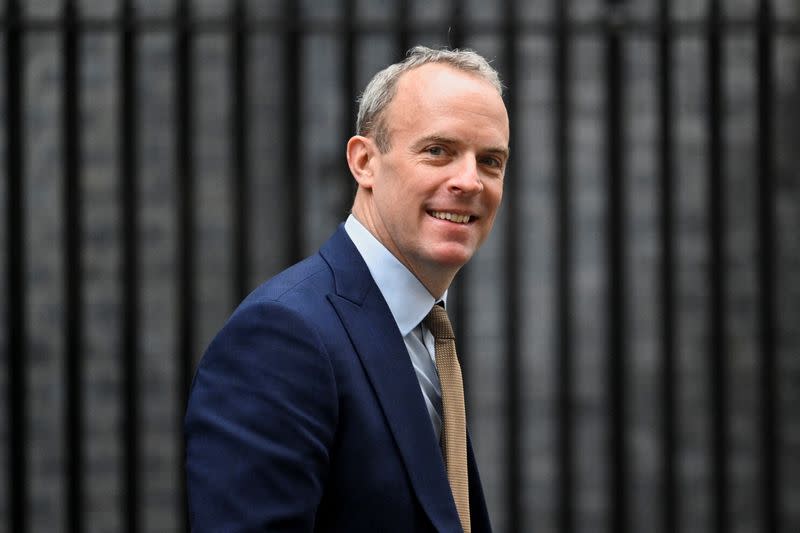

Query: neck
[349,207,456,300]
[417,271,454,301]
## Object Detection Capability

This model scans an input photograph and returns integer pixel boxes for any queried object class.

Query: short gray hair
[356,46,504,152]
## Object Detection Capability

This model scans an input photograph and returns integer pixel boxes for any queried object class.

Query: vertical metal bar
[396,0,409,59]
[604,1,627,531]
[343,0,357,208]
[657,1,677,532]
[706,2,729,533]
[756,1,778,531]
[176,1,194,530]
[62,1,84,531]
[447,1,468,381]
[502,1,521,530]
[5,0,28,531]
[231,0,249,300]
[554,1,575,532]
[283,0,302,263]
[447,1,463,50]
[119,2,140,532]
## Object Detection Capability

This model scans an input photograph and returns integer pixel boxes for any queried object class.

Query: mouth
[428,210,475,224]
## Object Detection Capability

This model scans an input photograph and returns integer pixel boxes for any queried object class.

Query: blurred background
[2,0,800,532]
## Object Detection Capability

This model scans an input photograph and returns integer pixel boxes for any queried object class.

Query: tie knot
[424,304,454,340]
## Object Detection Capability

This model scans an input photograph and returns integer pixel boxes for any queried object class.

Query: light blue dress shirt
[344,215,445,442]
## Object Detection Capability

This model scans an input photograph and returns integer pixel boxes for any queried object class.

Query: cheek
[485,182,503,209]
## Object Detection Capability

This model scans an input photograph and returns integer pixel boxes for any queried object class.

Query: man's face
[361,63,509,285]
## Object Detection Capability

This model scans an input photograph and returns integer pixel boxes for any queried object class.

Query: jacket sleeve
[185,298,338,532]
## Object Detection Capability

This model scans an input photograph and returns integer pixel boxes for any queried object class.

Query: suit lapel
[467,435,492,531]
[321,227,462,532]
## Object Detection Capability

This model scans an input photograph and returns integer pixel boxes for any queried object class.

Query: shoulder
[194,253,340,394]
[242,253,333,313]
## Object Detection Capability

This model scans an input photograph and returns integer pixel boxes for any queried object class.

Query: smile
[429,211,473,224]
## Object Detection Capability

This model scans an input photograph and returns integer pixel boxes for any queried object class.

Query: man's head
[347,46,510,298]
[356,46,504,152]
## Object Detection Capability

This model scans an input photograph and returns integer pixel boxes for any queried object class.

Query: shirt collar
[344,215,447,336]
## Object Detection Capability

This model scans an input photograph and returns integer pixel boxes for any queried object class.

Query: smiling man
[185,46,509,532]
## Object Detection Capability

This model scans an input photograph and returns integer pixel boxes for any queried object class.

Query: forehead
[394,62,499,99]
[387,63,509,144]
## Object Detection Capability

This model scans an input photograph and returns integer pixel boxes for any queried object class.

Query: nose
[447,156,483,195]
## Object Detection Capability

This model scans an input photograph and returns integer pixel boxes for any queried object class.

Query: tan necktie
[425,305,470,533]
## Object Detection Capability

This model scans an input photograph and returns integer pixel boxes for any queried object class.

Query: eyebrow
[413,135,510,161]
[485,146,511,161]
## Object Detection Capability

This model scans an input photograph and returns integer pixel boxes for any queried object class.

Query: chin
[428,246,475,269]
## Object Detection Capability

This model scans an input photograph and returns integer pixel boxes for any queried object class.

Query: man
[185,45,510,532]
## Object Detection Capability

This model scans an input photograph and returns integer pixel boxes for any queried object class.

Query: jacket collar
[343,215,445,336]
[320,225,463,532]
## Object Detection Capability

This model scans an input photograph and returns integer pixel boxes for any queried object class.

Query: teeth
[431,211,471,224]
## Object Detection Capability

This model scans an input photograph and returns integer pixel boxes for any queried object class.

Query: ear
[346,135,378,190]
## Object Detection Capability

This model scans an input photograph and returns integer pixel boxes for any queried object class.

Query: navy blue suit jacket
[185,226,492,532]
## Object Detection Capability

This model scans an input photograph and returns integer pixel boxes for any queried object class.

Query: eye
[479,155,503,169]
[426,145,445,156]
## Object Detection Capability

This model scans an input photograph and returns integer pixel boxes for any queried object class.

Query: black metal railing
[2,1,798,532]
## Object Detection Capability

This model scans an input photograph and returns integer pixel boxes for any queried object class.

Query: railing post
[502,1,521,530]
[120,1,140,532]
[705,2,729,532]
[555,2,574,532]
[6,0,28,528]
[176,1,195,530]
[62,1,85,530]
[603,0,628,531]
[657,1,677,532]
[756,1,778,531]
